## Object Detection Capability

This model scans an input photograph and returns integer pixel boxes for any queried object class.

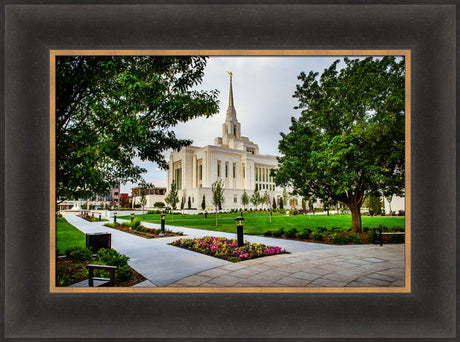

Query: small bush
[147,210,161,214]
[66,246,93,263]
[391,234,405,243]
[330,227,342,233]
[131,218,142,230]
[296,230,310,240]
[331,233,347,245]
[97,248,130,268]
[367,231,375,243]
[116,264,133,280]
[312,232,323,241]
[154,202,165,208]
[264,230,273,237]
[272,229,284,238]
[316,226,327,233]
[347,233,361,244]
[285,228,297,239]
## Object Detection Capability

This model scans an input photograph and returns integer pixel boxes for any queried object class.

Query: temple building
[167,73,287,210]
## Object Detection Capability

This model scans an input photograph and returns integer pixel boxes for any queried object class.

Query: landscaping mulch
[56,257,146,287]
[104,223,183,239]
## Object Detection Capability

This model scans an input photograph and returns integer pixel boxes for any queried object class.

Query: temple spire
[226,71,236,120]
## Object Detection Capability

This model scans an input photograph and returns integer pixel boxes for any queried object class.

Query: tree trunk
[215,207,218,226]
[349,202,362,233]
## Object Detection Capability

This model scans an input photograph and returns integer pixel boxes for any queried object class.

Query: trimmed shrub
[147,209,161,214]
[285,228,297,239]
[391,234,405,243]
[367,231,375,243]
[264,230,273,237]
[296,230,310,240]
[131,218,142,230]
[65,246,93,263]
[316,226,327,233]
[347,233,361,244]
[312,232,323,241]
[272,228,284,238]
[331,233,347,245]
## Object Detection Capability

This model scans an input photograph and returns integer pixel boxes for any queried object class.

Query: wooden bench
[70,264,118,287]
[373,228,405,246]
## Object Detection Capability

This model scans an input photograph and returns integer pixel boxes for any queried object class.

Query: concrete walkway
[62,213,405,287]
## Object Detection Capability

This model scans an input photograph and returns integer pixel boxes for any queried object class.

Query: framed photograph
[3,2,456,340]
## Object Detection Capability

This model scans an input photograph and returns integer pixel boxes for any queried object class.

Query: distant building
[131,186,167,209]
[167,73,300,210]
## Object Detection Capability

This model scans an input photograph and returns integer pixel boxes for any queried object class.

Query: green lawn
[56,216,86,255]
[119,212,405,236]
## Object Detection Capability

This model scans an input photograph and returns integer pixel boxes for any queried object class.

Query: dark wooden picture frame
[2,2,456,340]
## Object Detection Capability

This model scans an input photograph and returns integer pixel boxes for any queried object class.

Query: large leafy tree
[274,57,405,233]
[57,56,219,200]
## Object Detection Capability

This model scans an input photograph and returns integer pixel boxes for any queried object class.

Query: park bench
[70,264,118,287]
[373,227,405,246]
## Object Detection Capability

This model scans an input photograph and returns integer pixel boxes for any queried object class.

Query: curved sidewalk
[62,213,405,287]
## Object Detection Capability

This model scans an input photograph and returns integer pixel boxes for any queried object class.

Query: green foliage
[279,196,284,209]
[165,180,179,210]
[296,230,310,240]
[391,234,405,243]
[96,248,132,280]
[331,233,347,245]
[274,57,405,233]
[65,246,93,263]
[264,230,273,237]
[272,228,284,238]
[250,187,262,210]
[56,56,219,200]
[366,192,383,216]
[148,209,161,214]
[187,196,192,209]
[201,195,206,210]
[241,190,250,209]
[154,202,165,208]
[347,233,362,244]
[312,231,323,241]
[285,228,298,238]
[131,218,142,230]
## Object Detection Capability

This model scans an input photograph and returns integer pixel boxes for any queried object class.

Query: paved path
[62,213,405,287]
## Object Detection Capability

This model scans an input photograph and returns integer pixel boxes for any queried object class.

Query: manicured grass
[119,212,405,236]
[56,216,86,255]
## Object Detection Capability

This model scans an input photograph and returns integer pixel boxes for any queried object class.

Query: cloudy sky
[122,56,345,194]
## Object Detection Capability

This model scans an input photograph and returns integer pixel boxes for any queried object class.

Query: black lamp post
[234,216,245,247]
[113,213,117,224]
[131,213,135,223]
[160,213,166,235]
[204,210,207,219]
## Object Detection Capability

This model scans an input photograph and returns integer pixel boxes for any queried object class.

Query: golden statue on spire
[227,71,232,81]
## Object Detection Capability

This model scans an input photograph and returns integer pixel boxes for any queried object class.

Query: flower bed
[77,213,108,222]
[170,236,288,262]
[104,222,183,239]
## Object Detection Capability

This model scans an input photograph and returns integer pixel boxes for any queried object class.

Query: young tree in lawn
[201,195,206,210]
[308,197,315,214]
[274,56,405,233]
[250,185,262,216]
[272,197,277,210]
[211,180,225,226]
[164,180,179,222]
[279,196,284,209]
[241,190,249,212]
[56,56,219,201]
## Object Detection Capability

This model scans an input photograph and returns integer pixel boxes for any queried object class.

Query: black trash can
[86,232,111,253]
